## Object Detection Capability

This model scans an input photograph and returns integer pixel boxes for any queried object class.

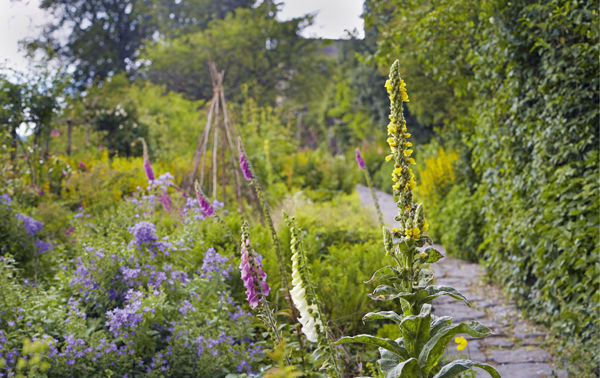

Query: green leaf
[386,357,423,378]
[433,359,500,378]
[430,315,453,337]
[400,304,431,355]
[418,321,492,375]
[336,335,407,357]
[417,246,444,264]
[365,266,396,284]
[423,285,469,305]
[363,311,403,324]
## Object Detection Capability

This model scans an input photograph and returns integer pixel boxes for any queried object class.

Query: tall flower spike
[386,61,419,236]
[194,181,214,217]
[355,148,366,169]
[240,222,270,308]
[139,137,155,182]
[285,214,323,343]
[238,141,253,181]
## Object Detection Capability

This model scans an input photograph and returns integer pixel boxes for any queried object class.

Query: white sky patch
[0,0,52,73]
[278,0,364,39]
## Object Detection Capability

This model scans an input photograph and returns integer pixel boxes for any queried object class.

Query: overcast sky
[0,0,364,73]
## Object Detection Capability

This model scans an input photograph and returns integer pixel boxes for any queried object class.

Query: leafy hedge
[369,0,599,370]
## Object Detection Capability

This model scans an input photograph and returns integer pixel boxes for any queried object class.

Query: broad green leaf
[416,246,445,264]
[365,266,396,284]
[422,285,469,305]
[418,321,492,375]
[400,304,431,355]
[430,315,452,337]
[363,311,403,324]
[336,335,406,357]
[433,359,500,378]
[386,357,423,378]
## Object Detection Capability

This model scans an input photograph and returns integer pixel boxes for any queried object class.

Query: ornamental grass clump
[284,212,342,377]
[337,60,500,378]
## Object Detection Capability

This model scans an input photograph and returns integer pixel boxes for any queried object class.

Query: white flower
[290,247,322,343]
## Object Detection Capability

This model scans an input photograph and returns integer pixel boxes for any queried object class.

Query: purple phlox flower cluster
[229,305,251,322]
[119,263,189,290]
[178,299,196,315]
[240,239,270,309]
[150,172,174,191]
[355,148,366,169]
[238,146,252,181]
[35,239,53,253]
[229,339,263,374]
[70,256,100,296]
[105,290,144,337]
[195,331,233,358]
[0,193,11,205]
[200,248,232,281]
[16,213,43,236]
[130,221,158,246]
[67,297,87,321]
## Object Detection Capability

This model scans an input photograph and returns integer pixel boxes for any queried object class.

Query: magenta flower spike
[355,148,366,169]
[139,138,155,182]
[240,224,270,308]
[238,143,252,181]
[194,182,214,217]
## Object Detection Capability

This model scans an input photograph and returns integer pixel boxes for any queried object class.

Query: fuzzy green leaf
[336,335,406,357]
[418,322,492,375]
[430,315,453,337]
[423,285,469,305]
[400,304,431,355]
[433,359,500,378]
[385,357,423,378]
[363,311,403,324]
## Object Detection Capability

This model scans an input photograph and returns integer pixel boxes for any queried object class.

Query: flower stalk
[284,213,342,377]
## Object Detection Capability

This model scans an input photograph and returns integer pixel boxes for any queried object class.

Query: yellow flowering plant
[337,60,500,378]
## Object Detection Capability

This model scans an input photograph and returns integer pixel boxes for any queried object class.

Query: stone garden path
[356,185,567,377]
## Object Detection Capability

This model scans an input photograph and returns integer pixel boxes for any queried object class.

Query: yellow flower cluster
[384,60,429,242]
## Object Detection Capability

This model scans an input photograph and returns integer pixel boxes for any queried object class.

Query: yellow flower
[405,133,412,138]
[393,182,401,190]
[387,122,398,135]
[455,336,468,351]
[405,205,411,211]
[423,221,429,232]
[412,227,420,239]
[403,149,413,157]
[408,158,416,165]
[420,251,428,259]
[385,154,393,162]
[385,79,392,94]
[405,228,412,237]
[391,228,401,233]
[387,137,397,147]
[393,167,402,176]
[405,142,413,147]
[399,79,409,102]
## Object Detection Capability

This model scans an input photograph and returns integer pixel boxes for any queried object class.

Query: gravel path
[356,185,567,377]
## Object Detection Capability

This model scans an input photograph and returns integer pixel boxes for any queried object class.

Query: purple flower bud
[144,159,155,182]
[355,148,366,169]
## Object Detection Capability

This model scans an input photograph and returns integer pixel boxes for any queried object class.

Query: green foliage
[368,0,600,369]
[144,3,326,105]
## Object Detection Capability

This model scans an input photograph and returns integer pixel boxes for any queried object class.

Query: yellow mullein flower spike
[393,167,402,176]
[385,154,393,162]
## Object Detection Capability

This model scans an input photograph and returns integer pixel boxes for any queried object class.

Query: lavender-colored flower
[238,145,252,180]
[0,193,11,205]
[130,221,158,245]
[239,227,269,309]
[200,248,232,281]
[355,148,366,169]
[16,214,43,236]
[159,191,172,211]
[194,184,214,217]
[35,239,53,253]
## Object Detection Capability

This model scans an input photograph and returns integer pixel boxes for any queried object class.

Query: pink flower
[159,191,172,211]
[51,129,59,136]
[240,238,269,308]
[65,226,74,235]
[238,146,252,181]
[194,185,214,217]
[98,145,103,150]
[355,148,366,169]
